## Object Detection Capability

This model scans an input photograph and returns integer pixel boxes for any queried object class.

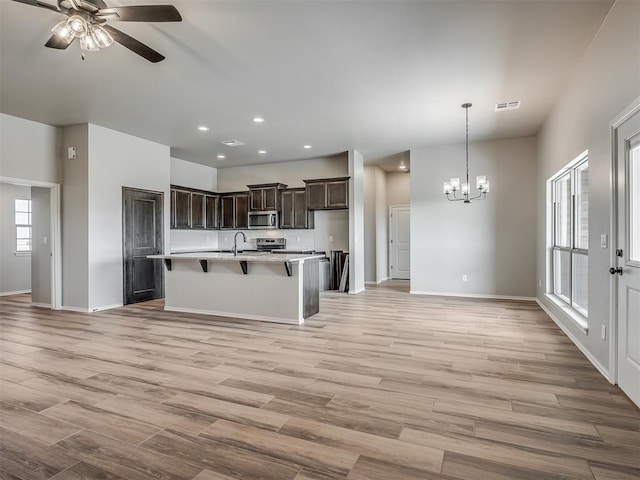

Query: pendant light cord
[465,104,469,195]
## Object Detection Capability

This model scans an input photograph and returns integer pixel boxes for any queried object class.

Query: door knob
[609,267,623,275]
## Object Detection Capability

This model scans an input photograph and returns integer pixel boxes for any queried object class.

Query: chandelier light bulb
[450,177,460,191]
[476,175,486,190]
[67,15,88,37]
[80,31,99,51]
[51,20,74,44]
[91,25,113,48]
[443,182,451,194]
[461,183,469,195]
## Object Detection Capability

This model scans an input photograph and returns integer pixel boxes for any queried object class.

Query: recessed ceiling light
[217,154,225,159]
[303,145,312,149]
[253,117,265,123]
[198,126,209,131]
[221,140,245,147]
[399,164,407,170]
[258,150,267,154]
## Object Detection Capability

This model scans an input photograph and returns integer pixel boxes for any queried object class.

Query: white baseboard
[89,303,123,312]
[348,288,365,295]
[164,306,303,325]
[410,290,536,302]
[30,302,51,309]
[60,306,91,313]
[365,277,390,285]
[536,298,612,383]
[0,289,31,297]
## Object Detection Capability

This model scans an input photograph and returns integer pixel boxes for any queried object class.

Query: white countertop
[149,252,325,263]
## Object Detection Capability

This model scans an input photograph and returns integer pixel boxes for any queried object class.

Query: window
[15,198,32,253]
[551,155,588,317]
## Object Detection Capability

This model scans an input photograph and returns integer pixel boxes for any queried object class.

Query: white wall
[88,124,171,311]
[31,186,51,305]
[170,157,219,252]
[363,165,389,283]
[170,157,218,191]
[217,155,348,191]
[61,124,89,310]
[410,136,537,298]
[387,171,410,206]
[348,150,365,294]
[0,184,31,295]
[536,0,640,376]
[375,167,389,282]
[364,166,377,282]
[0,113,60,184]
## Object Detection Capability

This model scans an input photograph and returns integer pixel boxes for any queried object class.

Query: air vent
[221,140,245,147]
[495,101,521,111]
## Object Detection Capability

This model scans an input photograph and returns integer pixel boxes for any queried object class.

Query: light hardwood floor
[1,282,638,479]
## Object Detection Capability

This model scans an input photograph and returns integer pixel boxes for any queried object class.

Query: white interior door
[615,107,640,407]
[389,205,410,280]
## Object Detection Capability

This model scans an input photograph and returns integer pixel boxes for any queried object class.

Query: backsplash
[217,229,316,251]
[170,229,218,253]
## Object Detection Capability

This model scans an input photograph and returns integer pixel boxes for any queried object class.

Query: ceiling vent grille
[495,101,521,111]
[221,140,245,147]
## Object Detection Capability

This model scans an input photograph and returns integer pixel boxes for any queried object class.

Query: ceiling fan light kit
[14,0,182,62]
[443,103,491,203]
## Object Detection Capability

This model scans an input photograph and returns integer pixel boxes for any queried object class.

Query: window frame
[550,153,588,319]
[15,198,32,255]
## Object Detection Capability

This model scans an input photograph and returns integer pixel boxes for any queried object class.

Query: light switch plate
[600,234,608,248]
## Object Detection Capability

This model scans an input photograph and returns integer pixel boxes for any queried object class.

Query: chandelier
[51,15,113,52]
[443,103,490,203]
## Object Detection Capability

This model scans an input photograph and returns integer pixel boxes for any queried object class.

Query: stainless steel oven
[248,211,278,229]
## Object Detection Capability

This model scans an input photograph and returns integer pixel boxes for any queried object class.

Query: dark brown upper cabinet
[171,186,219,230]
[190,192,206,229]
[220,192,249,229]
[172,187,191,229]
[304,177,350,210]
[281,188,314,229]
[247,183,288,211]
[204,194,219,230]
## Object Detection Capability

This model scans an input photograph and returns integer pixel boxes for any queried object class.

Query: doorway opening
[0,177,61,309]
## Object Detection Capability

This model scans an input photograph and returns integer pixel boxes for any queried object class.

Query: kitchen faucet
[232,231,247,256]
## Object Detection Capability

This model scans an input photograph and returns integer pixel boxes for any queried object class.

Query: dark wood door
[235,193,249,228]
[191,192,205,229]
[249,189,264,211]
[220,195,235,229]
[263,187,277,210]
[280,190,294,228]
[123,188,164,305]
[173,189,191,228]
[205,195,219,229]
[326,180,349,208]
[306,182,326,210]
[293,189,312,228]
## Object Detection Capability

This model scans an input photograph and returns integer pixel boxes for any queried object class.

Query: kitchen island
[148,252,324,324]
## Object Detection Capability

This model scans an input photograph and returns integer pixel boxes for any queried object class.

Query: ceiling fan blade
[96,5,182,22]
[45,34,71,49]
[11,0,61,13]
[102,24,165,63]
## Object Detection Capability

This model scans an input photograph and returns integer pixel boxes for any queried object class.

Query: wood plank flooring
[1,281,639,479]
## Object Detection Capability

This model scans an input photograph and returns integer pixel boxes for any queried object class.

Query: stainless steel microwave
[248,210,278,229]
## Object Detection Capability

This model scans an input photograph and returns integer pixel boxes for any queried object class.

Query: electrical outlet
[538,280,542,288]
[462,274,468,282]
[329,235,334,242]
[601,325,606,340]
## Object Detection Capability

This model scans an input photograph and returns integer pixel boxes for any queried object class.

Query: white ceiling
[0,0,613,171]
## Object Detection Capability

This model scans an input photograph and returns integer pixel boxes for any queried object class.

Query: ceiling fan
[12,0,182,62]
